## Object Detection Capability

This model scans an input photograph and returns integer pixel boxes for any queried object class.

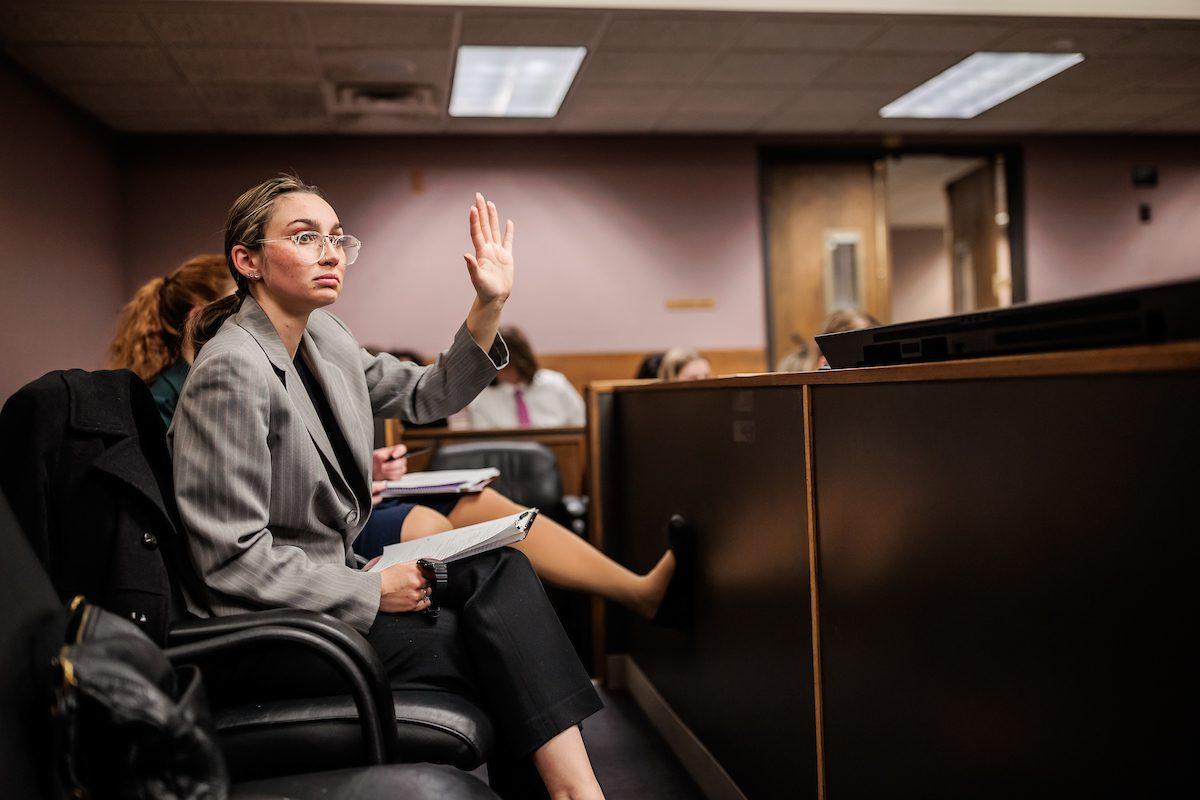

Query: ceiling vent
[324,82,440,117]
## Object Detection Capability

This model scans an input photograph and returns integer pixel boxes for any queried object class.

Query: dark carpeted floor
[584,683,705,800]
[472,682,704,798]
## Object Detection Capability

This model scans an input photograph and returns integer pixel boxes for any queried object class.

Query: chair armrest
[166,611,401,764]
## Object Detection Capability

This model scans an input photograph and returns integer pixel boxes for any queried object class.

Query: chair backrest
[429,442,563,511]
[0,489,65,800]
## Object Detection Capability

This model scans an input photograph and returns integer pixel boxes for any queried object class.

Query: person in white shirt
[455,326,586,429]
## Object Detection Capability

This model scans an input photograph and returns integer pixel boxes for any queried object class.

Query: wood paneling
[539,348,768,395]
[947,164,1000,312]
[607,386,817,800]
[812,374,1196,798]
[387,425,588,497]
[589,342,1200,799]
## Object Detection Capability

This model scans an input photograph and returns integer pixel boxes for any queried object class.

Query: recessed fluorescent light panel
[880,52,1085,119]
[450,46,586,118]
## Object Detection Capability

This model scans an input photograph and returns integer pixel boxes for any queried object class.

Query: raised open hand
[464,192,514,306]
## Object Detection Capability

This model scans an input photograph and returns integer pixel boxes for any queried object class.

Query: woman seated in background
[454,325,585,429]
[658,347,713,381]
[111,258,677,623]
[803,308,880,371]
[108,254,233,427]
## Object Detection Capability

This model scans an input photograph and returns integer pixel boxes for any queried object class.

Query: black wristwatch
[417,558,448,617]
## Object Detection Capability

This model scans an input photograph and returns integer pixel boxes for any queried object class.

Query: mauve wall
[890,227,951,322]
[119,137,765,358]
[1024,137,1200,302]
[0,59,123,402]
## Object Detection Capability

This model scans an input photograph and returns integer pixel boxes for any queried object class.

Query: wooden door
[764,160,891,365]
[947,164,1001,312]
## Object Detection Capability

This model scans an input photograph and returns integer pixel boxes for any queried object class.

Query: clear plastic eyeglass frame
[256,232,363,266]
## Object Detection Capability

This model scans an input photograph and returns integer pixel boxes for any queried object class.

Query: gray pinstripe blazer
[169,295,508,632]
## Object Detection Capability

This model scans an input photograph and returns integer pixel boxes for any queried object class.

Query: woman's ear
[229,244,259,281]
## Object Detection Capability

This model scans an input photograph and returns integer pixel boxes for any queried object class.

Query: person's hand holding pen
[371,445,408,507]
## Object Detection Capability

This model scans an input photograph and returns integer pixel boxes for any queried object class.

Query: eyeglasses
[256,231,363,266]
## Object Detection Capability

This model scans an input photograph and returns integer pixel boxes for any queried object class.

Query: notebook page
[367,510,532,571]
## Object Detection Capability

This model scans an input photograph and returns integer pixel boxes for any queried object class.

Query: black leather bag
[50,597,229,800]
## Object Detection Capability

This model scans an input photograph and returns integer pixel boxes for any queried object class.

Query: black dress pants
[204,548,601,797]
[365,546,602,758]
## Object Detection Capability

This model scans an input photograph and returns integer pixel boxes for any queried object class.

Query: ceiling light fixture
[879,52,1085,119]
[449,46,586,118]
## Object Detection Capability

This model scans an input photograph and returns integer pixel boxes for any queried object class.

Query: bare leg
[399,505,454,541]
[532,726,605,800]
[447,488,675,618]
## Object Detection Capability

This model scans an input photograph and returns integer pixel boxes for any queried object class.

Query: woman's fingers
[487,200,501,242]
[502,219,514,251]
[474,193,491,243]
[468,206,487,253]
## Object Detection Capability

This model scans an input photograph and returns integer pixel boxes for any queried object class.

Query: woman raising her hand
[172,175,604,799]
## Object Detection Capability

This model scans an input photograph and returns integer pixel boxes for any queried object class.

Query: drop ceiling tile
[4,44,179,83]
[737,17,883,50]
[330,114,446,135]
[561,86,683,114]
[444,117,557,134]
[99,111,216,134]
[0,5,154,44]
[988,23,1135,55]
[1040,112,1145,131]
[817,53,961,88]
[1109,25,1200,55]
[673,86,793,114]
[1134,108,1200,131]
[854,116,957,134]
[1089,91,1200,116]
[866,21,1016,53]
[579,49,715,86]
[1046,56,1193,92]
[315,11,454,48]
[781,87,898,114]
[196,82,325,118]
[320,48,449,84]
[210,112,334,134]
[556,115,658,133]
[1137,59,1200,91]
[57,82,204,119]
[172,47,320,83]
[704,51,839,86]
[757,110,871,133]
[460,13,604,46]
[655,111,761,133]
[602,14,748,50]
[148,9,309,45]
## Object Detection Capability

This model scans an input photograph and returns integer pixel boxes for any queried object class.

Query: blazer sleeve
[172,345,383,632]
[361,322,509,424]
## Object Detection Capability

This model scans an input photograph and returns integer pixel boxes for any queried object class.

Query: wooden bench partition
[383,422,587,497]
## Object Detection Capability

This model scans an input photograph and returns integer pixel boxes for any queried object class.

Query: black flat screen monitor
[817,277,1200,369]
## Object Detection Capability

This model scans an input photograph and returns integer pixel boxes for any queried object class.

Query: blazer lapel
[301,332,371,503]
[234,297,347,494]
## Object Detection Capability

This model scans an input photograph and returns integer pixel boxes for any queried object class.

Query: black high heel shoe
[652,514,695,628]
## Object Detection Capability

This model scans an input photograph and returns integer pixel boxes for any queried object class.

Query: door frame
[758,144,1027,368]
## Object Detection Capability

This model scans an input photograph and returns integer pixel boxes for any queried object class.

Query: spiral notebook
[366,508,538,570]
[380,468,500,498]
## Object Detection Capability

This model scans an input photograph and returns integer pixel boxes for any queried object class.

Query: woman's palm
[465,192,514,304]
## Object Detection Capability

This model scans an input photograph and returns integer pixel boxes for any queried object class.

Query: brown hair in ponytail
[108,254,233,381]
[189,173,323,355]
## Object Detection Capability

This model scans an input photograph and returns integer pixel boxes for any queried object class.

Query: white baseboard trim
[606,654,748,800]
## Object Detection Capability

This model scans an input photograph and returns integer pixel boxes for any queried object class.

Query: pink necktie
[514,387,531,428]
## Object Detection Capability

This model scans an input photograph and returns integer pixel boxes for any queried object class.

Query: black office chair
[0,490,498,800]
[429,441,587,535]
[0,370,498,785]
[429,441,592,666]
